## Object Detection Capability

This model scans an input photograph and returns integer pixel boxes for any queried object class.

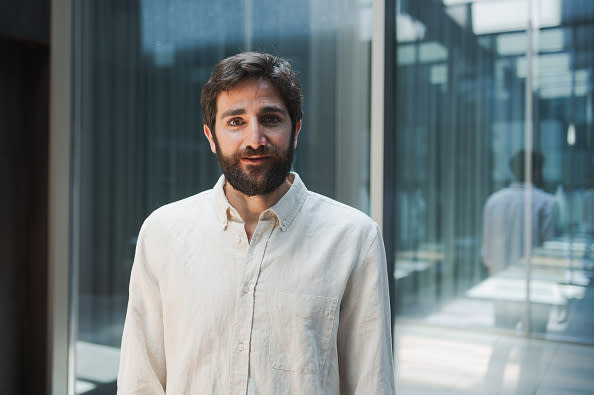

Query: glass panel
[532,0,594,342]
[393,0,593,345]
[394,0,529,328]
[72,0,373,393]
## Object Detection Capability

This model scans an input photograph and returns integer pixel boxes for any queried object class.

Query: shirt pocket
[267,289,338,375]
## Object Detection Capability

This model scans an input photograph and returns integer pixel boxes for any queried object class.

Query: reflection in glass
[393,0,593,346]
[481,150,557,275]
[72,0,373,393]
[480,150,558,331]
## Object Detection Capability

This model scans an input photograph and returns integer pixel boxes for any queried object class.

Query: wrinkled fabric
[118,173,395,395]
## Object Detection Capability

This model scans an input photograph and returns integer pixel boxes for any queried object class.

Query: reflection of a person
[481,150,557,274]
[581,176,594,278]
[481,151,557,389]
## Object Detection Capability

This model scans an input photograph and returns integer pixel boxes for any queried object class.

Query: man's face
[204,78,301,196]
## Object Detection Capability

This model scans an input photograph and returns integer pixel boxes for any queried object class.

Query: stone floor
[394,322,594,394]
[76,321,594,394]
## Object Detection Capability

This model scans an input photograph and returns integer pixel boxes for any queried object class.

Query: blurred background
[1,0,592,394]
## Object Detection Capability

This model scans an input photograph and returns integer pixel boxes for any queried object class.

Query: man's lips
[241,156,271,164]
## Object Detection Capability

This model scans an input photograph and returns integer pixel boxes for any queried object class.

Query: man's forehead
[215,79,287,116]
[220,78,279,97]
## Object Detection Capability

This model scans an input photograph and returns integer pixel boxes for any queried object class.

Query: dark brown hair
[509,149,545,185]
[200,52,303,134]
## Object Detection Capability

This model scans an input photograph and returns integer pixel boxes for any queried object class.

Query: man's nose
[244,117,266,148]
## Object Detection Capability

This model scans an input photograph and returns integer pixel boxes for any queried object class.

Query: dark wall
[0,21,49,395]
[0,0,49,43]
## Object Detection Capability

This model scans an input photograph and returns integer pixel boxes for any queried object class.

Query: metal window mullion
[523,0,538,337]
[49,0,74,394]
[373,0,398,328]
[371,0,385,230]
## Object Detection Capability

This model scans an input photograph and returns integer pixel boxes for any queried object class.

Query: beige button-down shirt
[117,173,395,394]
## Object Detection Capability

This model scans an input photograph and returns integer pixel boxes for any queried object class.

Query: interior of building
[1,0,593,394]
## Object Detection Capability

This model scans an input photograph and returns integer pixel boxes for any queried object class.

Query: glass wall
[391,0,593,344]
[71,0,373,393]
[69,0,594,392]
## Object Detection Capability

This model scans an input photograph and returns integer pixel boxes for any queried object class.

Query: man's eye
[227,118,244,127]
[261,115,281,125]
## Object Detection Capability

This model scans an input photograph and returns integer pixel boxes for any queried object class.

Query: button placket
[228,221,276,394]
[228,229,260,393]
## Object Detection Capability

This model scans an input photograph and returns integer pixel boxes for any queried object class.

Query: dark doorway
[0,34,49,395]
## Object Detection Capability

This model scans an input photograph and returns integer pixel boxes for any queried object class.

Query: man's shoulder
[304,191,378,231]
[141,189,214,232]
[533,188,556,201]
[485,187,520,209]
[488,186,516,200]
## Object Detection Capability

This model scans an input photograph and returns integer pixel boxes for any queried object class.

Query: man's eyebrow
[259,106,287,115]
[220,106,287,118]
[220,108,245,118]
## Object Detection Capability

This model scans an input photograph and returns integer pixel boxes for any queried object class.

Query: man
[118,52,395,394]
[482,150,557,274]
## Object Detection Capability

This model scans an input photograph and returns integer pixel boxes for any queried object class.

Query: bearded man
[117,52,395,395]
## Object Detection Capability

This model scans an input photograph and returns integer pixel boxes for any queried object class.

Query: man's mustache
[240,146,280,158]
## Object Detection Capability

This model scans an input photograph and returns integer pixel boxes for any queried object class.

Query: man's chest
[161,217,361,299]
[156,220,362,380]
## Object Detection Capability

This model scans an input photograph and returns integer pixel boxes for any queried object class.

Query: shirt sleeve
[337,225,396,394]
[540,198,558,243]
[117,221,167,395]
[481,200,493,271]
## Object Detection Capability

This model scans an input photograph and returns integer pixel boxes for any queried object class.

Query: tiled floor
[394,323,594,394]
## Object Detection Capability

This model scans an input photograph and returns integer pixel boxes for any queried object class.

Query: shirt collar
[212,172,308,232]
[212,175,233,230]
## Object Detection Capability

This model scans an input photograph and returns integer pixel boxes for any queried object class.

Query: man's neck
[224,174,294,242]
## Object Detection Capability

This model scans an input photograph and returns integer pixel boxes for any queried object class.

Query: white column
[371,0,385,230]
[49,0,74,393]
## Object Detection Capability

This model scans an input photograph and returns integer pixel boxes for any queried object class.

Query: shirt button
[242,286,249,294]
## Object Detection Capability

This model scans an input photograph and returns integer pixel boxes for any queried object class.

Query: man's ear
[293,120,302,149]
[203,124,217,153]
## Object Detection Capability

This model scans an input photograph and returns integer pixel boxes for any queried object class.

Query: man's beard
[213,134,295,196]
